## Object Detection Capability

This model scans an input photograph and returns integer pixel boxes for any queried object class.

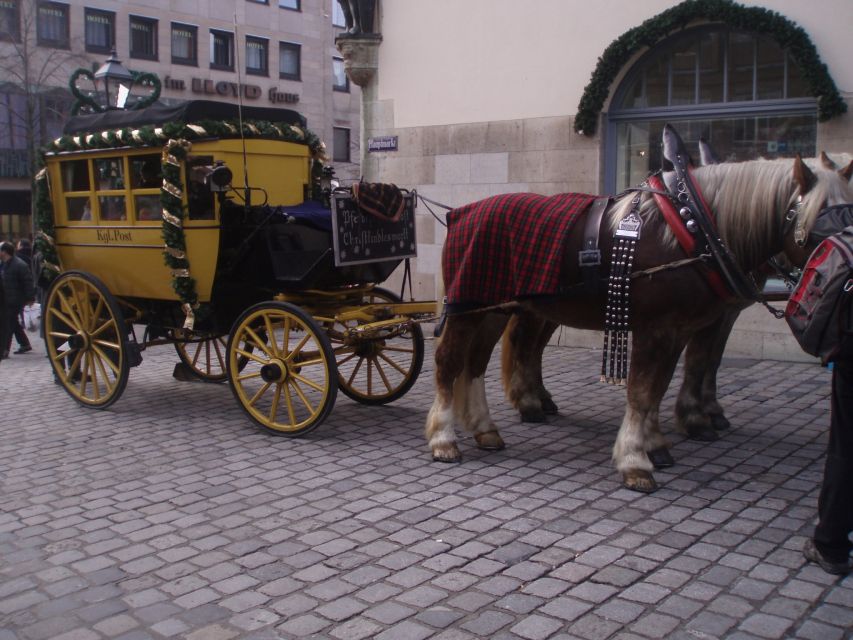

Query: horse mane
[609,155,853,269]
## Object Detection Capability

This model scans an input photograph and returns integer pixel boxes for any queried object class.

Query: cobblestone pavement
[1,330,851,640]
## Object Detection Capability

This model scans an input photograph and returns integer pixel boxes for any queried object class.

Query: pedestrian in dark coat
[0,241,34,357]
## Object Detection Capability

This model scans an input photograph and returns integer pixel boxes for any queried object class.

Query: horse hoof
[686,425,720,442]
[622,470,658,493]
[710,414,731,431]
[520,409,547,423]
[648,447,674,469]
[474,431,505,451]
[541,397,559,415]
[431,444,462,463]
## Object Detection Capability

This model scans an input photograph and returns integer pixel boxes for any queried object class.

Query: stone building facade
[348,0,853,361]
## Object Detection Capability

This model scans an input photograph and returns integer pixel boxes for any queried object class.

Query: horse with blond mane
[426,125,853,492]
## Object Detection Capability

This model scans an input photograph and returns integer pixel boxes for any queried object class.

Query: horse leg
[643,407,674,469]
[675,310,738,441]
[502,312,558,422]
[615,331,684,493]
[458,313,509,451]
[426,315,477,462]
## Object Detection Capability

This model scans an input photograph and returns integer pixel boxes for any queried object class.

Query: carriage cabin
[41,100,314,303]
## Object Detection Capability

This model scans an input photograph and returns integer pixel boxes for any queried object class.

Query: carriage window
[186,155,215,220]
[130,155,162,222]
[61,160,90,192]
[130,155,161,188]
[66,196,92,221]
[607,26,818,192]
[99,195,126,221]
[95,157,125,190]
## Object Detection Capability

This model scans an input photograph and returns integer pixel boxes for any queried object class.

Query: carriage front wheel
[326,287,425,405]
[43,271,130,409]
[227,302,337,436]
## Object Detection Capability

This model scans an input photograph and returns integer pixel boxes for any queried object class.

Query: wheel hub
[68,332,89,350]
[260,359,288,383]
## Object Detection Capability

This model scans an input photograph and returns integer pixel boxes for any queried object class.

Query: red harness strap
[647,174,732,300]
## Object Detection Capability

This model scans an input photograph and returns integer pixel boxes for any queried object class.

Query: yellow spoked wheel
[327,288,424,405]
[227,302,337,436]
[43,271,129,409]
[175,335,229,382]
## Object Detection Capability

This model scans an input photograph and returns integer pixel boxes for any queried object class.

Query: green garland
[574,0,847,136]
[38,118,326,325]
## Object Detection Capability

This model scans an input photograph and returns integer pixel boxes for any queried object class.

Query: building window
[129,16,157,61]
[210,29,234,71]
[278,42,300,81]
[247,0,269,3]
[332,57,349,92]
[85,8,115,54]
[36,2,69,49]
[332,1,346,28]
[606,27,817,192]
[245,36,268,76]
[333,127,350,163]
[171,23,197,66]
[0,0,20,42]
[279,0,300,10]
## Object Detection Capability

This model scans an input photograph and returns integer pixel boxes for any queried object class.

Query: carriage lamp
[93,50,135,109]
[209,162,233,192]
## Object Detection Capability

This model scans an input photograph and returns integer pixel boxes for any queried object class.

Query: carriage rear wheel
[327,288,425,405]
[43,271,130,409]
[227,302,337,436]
[174,335,229,382]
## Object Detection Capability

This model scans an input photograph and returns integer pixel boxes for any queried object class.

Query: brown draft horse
[501,150,853,447]
[426,142,853,493]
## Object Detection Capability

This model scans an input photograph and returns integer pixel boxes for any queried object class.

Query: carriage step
[127,343,143,368]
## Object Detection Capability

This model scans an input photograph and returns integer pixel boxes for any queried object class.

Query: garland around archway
[574,0,847,136]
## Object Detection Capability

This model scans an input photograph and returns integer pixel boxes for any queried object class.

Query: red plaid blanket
[443,192,595,310]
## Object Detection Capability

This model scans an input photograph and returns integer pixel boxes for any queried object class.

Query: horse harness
[586,146,794,383]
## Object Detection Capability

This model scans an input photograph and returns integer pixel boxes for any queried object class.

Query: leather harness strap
[648,174,732,300]
[578,196,612,292]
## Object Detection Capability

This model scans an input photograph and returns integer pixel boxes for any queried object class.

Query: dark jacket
[1,255,35,309]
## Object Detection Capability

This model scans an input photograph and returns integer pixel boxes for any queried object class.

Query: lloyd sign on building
[342,0,852,361]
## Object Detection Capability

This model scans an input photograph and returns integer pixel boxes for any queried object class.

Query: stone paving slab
[0,329,850,639]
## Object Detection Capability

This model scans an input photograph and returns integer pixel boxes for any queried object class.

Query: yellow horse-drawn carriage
[37,100,435,434]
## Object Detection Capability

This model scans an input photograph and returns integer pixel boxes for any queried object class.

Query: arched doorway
[605,26,817,192]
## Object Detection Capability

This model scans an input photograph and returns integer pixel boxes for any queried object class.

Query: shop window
[279,41,300,81]
[129,15,157,60]
[245,36,268,76]
[85,8,115,54]
[0,0,20,42]
[607,27,817,192]
[171,23,197,66]
[37,2,69,49]
[210,29,234,71]
[333,127,350,163]
[332,57,348,92]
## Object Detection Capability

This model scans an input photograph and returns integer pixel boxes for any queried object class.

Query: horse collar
[656,152,763,302]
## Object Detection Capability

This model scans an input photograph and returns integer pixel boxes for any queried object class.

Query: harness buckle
[578,249,601,267]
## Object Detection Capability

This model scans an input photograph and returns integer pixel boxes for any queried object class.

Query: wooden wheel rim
[328,288,423,404]
[44,273,127,407]
[228,304,335,433]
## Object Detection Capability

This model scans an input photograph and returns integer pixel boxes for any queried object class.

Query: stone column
[335,34,382,177]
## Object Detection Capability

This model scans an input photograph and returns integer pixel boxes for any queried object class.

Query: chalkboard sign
[331,191,417,266]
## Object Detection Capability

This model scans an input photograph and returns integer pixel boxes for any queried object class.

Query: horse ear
[793,154,817,195]
[840,159,853,182]
[662,124,688,167]
[819,151,838,170]
[698,137,720,165]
